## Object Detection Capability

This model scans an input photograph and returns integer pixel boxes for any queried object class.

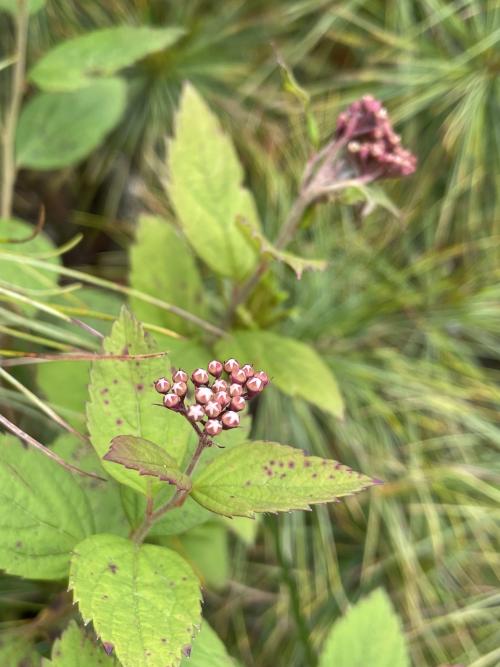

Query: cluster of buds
[335,95,417,179]
[154,359,269,438]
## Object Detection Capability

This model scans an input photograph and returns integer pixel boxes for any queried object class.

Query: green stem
[1,0,29,218]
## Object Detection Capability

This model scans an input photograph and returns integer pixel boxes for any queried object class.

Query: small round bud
[229,383,244,397]
[231,395,246,412]
[195,386,213,404]
[212,379,228,393]
[231,368,247,385]
[254,371,269,386]
[191,368,209,386]
[204,401,221,418]
[205,419,222,436]
[173,370,188,383]
[241,364,255,378]
[172,381,188,397]
[163,393,181,409]
[224,358,240,373]
[221,411,240,429]
[187,404,205,422]
[215,390,231,407]
[207,360,223,378]
[246,376,263,394]
[154,377,170,394]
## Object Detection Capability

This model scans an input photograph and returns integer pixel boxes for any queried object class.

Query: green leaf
[51,435,129,537]
[37,361,89,429]
[180,622,235,667]
[215,330,344,418]
[318,589,410,667]
[0,632,41,666]
[0,0,45,15]
[0,435,94,579]
[168,83,259,280]
[70,534,201,667]
[130,215,205,335]
[16,79,126,170]
[43,621,117,666]
[191,442,375,518]
[86,307,192,494]
[104,435,192,491]
[30,26,184,91]
[238,216,327,279]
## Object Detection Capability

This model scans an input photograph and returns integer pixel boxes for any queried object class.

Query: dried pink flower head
[336,95,416,179]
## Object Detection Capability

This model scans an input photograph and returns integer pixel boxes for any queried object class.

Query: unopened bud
[154,377,171,394]
[241,364,255,378]
[229,383,244,397]
[187,404,205,422]
[207,360,223,378]
[204,401,221,418]
[254,371,269,386]
[231,368,247,385]
[221,411,240,429]
[231,395,246,412]
[224,358,240,373]
[163,393,181,409]
[172,381,188,397]
[191,368,209,386]
[205,419,222,436]
[212,379,228,393]
[195,386,213,404]
[173,370,188,383]
[246,376,263,394]
[215,390,231,407]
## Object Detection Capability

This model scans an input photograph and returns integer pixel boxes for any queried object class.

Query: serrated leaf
[16,79,126,169]
[104,435,191,491]
[0,632,41,665]
[86,307,192,495]
[51,435,129,537]
[191,442,375,518]
[0,0,44,14]
[70,534,201,667]
[180,622,235,667]
[0,435,94,579]
[319,589,410,667]
[30,26,184,91]
[215,330,344,418]
[168,83,258,279]
[130,215,205,335]
[238,216,327,279]
[43,621,117,666]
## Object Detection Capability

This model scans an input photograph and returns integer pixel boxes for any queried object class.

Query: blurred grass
[1,1,499,666]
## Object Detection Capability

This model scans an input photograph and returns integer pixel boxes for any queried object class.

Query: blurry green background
[1,1,499,666]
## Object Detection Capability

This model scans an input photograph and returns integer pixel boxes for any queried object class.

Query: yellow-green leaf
[43,621,118,666]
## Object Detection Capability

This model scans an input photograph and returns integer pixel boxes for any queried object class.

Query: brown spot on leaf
[288,461,295,469]
[115,419,123,426]
[304,460,311,468]
[136,383,144,391]
[108,563,118,574]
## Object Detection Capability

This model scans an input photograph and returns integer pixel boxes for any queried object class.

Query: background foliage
[0,1,498,666]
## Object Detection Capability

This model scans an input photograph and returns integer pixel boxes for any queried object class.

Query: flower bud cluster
[335,95,416,179]
[154,359,269,437]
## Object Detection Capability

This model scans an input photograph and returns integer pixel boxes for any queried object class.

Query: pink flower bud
[204,400,221,418]
[215,390,231,407]
[241,364,255,378]
[224,358,240,373]
[231,368,247,385]
[173,370,188,383]
[163,393,181,409]
[205,419,222,436]
[246,376,263,394]
[221,411,240,429]
[187,404,205,422]
[212,379,228,393]
[254,371,269,386]
[230,395,246,412]
[154,377,171,394]
[229,383,244,397]
[191,368,209,386]
[195,386,213,404]
[172,381,188,397]
[207,360,223,378]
